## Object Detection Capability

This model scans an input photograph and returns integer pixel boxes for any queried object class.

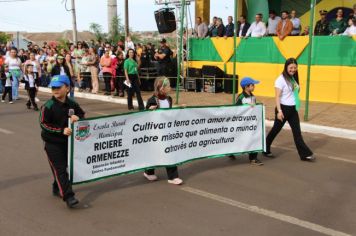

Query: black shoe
[301,156,316,162]
[250,159,264,166]
[228,155,236,160]
[26,105,31,109]
[263,151,274,158]
[33,107,39,111]
[52,189,60,197]
[66,196,79,208]
[104,92,111,96]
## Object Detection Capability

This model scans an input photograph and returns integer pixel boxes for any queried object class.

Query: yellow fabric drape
[211,37,241,63]
[273,36,309,60]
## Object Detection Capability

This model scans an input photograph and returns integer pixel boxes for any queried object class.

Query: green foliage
[89,23,106,43]
[109,16,125,44]
[0,32,11,44]
[57,38,70,51]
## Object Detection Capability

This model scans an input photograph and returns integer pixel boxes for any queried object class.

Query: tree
[0,32,11,44]
[89,23,106,43]
[109,16,125,44]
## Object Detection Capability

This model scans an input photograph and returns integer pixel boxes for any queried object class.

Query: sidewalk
[38,87,356,131]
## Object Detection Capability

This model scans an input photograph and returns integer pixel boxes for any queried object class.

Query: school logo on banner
[75,121,91,141]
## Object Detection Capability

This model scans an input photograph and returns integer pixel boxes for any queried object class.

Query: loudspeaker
[154,9,176,34]
[187,67,202,78]
[202,65,225,78]
[224,74,239,94]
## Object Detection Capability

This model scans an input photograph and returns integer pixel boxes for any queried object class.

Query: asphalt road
[0,91,355,236]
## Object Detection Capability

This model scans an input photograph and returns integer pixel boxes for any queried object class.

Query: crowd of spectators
[194,4,356,40]
[0,36,176,99]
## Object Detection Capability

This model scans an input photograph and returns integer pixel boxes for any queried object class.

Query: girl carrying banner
[143,77,183,185]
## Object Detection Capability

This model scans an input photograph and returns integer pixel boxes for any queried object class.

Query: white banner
[69,105,265,184]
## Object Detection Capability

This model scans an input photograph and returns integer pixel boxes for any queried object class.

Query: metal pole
[16,31,20,49]
[176,0,186,104]
[125,0,129,37]
[304,0,316,121]
[71,0,78,44]
[232,0,238,104]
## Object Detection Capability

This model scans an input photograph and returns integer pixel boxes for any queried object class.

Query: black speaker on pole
[154,8,176,34]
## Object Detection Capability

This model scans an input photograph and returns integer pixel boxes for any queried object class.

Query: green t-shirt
[124,58,138,75]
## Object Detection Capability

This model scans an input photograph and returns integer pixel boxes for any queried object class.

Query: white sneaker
[1,100,4,103]
[143,172,158,181]
[168,178,183,185]
[9,101,13,104]
[35,97,40,102]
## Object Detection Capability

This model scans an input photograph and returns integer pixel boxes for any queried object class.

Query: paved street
[0,91,355,236]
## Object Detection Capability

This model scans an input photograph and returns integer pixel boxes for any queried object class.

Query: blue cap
[240,77,260,88]
[50,75,70,87]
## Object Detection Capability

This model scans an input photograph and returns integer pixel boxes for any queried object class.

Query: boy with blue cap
[39,75,85,208]
[233,77,263,165]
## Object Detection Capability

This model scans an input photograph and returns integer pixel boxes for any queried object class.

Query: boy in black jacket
[234,77,263,166]
[39,75,85,208]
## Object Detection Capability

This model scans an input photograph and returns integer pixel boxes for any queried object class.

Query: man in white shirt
[245,13,267,38]
[194,17,208,38]
[290,10,301,36]
[267,10,281,36]
[343,17,356,36]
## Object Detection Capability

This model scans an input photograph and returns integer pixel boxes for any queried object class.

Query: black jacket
[146,95,173,110]
[21,73,40,90]
[0,72,13,86]
[40,96,85,144]
[237,22,250,37]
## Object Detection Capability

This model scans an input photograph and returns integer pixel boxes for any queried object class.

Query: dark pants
[80,72,92,90]
[44,142,74,201]
[127,74,144,110]
[115,75,125,96]
[2,86,12,102]
[266,105,313,160]
[145,166,179,180]
[26,87,38,108]
[103,72,112,94]
[249,153,258,161]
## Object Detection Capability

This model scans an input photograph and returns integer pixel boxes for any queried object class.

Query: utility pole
[125,0,129,37]
[108,0,118,35]
[71,0,78,44]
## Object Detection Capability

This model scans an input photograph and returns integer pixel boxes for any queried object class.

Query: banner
[69,105,266,184]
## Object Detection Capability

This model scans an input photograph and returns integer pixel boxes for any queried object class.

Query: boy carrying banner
[232,77,263,166]
[39,75,85,208]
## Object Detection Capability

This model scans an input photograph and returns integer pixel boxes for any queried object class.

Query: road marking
[0,128,14,134]
[181,187,351,236]
[274,146,356,165]
[91,111,110,116]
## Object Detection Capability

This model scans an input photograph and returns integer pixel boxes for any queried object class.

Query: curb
[37,87,356,141]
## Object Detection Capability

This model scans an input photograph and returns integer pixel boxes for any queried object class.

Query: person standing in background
[5,48,22,100]
[276,11,293,40]
[314,10,330,36]
[194,17,208,38]
[224,16,235,37]
[237,15,250,37]
[329,8,348,35]
[290,10,301,36]
[267,10,281,36]
[245,13,267,38]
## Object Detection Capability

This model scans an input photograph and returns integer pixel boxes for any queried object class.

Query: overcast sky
[0,0,234,32]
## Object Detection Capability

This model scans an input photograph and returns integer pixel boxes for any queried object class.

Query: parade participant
[124,48,144,111]
[144,77,183,185]
[22,64,39,111]
[1,65,13,103]
[5,48,22,100]
[231,77,263,165]
[264,58,314,162]
[39,75,85,208]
